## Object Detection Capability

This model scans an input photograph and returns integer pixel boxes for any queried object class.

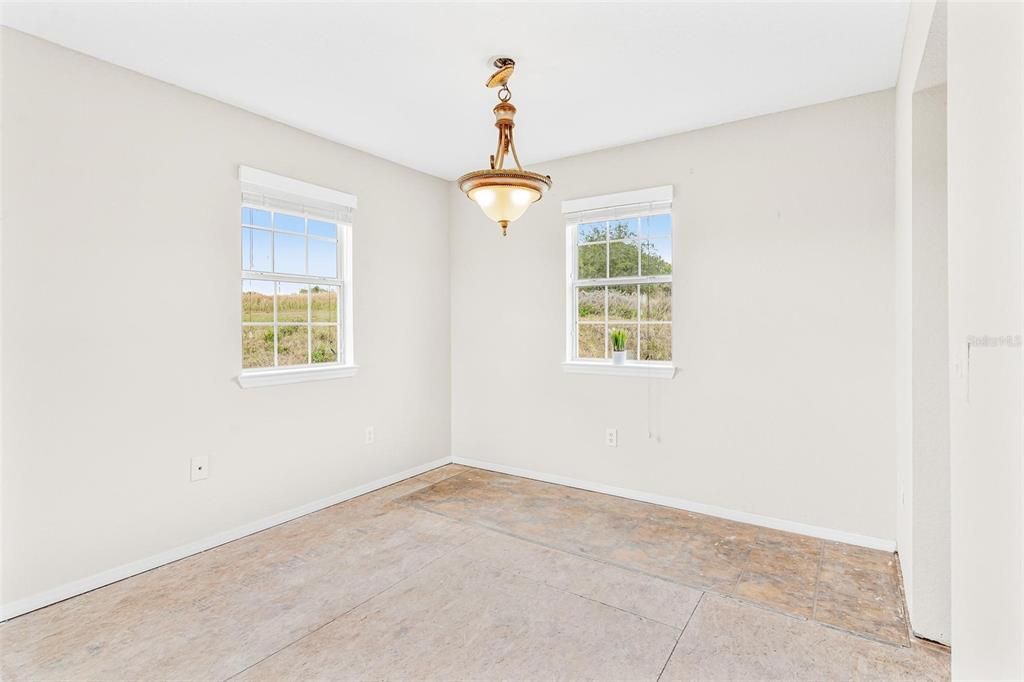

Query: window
[563,186,675,377]
[238,166,357,387]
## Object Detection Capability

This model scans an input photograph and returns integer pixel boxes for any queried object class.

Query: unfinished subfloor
[1,464,949,680]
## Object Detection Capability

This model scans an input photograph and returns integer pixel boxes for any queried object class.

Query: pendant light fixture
[457,58,552,236]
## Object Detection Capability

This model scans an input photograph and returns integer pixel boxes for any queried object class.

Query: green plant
[611,328,628,353]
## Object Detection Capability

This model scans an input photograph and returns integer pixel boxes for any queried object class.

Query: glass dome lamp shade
[457,58,552,236]
[459,170,549,235]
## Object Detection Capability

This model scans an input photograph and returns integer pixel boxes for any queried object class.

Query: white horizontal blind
[562,185,673,224]
[563,200,671,225]
[240,190,353,224]
[239,165,356,224]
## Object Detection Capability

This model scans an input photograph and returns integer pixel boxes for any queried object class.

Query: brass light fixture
[457,58,552,236]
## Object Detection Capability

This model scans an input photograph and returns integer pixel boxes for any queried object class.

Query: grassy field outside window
[241,205,344,370]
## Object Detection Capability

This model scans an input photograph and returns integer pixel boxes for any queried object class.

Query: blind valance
[239,165,356,224]
[561,185,673,224]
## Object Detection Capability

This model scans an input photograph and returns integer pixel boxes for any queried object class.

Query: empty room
[0,2,1021,680]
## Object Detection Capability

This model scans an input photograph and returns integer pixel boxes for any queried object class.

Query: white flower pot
[612,350,627,365]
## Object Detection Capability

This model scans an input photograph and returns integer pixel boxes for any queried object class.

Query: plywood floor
[1,464,949,680]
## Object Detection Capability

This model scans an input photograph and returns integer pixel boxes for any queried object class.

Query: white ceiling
[1,2,910,180]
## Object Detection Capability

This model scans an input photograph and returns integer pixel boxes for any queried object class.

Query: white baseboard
[452,456,896,552]
[0,456,452,622]
[4,454,896,621]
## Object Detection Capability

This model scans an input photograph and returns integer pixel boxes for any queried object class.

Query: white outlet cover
[365,426,375,444]
[605,428,618,447]
[190,455,209,481]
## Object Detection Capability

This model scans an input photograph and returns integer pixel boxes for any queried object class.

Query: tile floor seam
[403,498,912,650]
[808,612,915,649]
[221,517,485,682]
[223,613,341,682]
[811,539,825,622]
[719,585,910,648]
[405,500,846,630]
[501,569,687,633]
[415,468,469,485]
[404,502,718,595]
[447,542,690,632]
[656,592,704,681]
[730,532,757,594]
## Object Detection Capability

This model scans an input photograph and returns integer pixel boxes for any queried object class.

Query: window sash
[241,205,350,371]
[242,279,344,369]
[575,320,671,361]
[572,213,672,281]
[243,271,343,287]
[242,320,344,368]
[572,283,672,359]
[242,202,346,281]
[566,213,673,364]
[574,275,671,287]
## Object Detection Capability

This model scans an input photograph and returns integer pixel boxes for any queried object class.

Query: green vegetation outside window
[571,213,673,362]
[241,206,345,370]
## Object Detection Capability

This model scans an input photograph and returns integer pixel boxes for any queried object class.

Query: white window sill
[561,361,677,379]
[237,364,359,388]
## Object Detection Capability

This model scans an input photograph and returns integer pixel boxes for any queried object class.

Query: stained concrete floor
[1,464,949,680]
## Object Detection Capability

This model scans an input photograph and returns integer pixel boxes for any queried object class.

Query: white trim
[0,456,451,622]
[238,166,356,209]
[562,361,677,379]
[451,456,897,552]
[573,275,672,287]
[564,222,576,362]
[564,193,675,366]
[341,222,355,366]
[237,364,359,388]
[2,454,898,621]
[562,185,673,215]
[240,184,355,373]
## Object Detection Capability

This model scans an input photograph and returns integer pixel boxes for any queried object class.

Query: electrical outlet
[605,428,618,447]
[190,455,209,481]
[365,426,376,445]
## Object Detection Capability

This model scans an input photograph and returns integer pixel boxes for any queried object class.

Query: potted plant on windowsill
[611,328,628,365]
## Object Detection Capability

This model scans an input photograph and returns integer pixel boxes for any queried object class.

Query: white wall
[947,2,1023,677]
[0,25,6,617]
[910,83,950,643]
[0,30,451,609]
[450,91,897,543]
[893,0,952,644]
[893,0,935,633]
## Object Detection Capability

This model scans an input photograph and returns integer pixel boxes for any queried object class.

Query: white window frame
[237,166,357,388]
[562,185,677,379]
